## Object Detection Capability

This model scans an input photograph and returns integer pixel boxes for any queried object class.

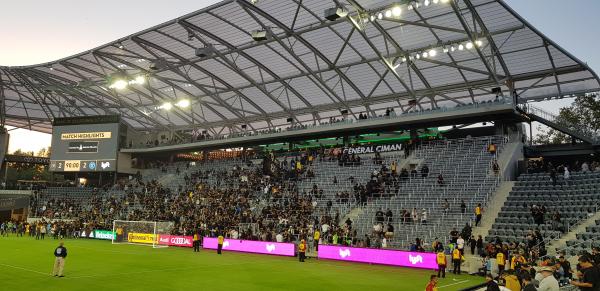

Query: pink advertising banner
[202,237,295,256]
[317,245,438,269]
[158,235,194,247]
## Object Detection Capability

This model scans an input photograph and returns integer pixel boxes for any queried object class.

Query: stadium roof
[1,0,599,134]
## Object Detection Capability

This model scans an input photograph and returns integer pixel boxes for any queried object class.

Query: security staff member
[53,241,67,277]
[193,232,200,252]
[452,247,461,274]
[313,230,320,252]
[217,234,224,255]
[496,251,505,275]
[298,239,307,262]
[437,250,447,278]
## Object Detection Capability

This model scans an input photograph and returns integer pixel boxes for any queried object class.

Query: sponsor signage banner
[158,235,193,247]
[128,233,156,244]
[342,143,403,155]
[202,237,295,257]
[317,245,438,269]
[93,230,116,240]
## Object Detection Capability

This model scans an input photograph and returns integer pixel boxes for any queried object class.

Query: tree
[533,94,600,144]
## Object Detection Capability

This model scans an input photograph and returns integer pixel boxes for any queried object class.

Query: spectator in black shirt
[571,255,600,290]
[53,241,67,277]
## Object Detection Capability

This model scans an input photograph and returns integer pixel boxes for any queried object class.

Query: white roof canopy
[1,0,598,134]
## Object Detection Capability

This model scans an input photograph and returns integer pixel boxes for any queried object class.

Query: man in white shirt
[275,233,283,243]
[456,236,465,256]
[537,267,559,291]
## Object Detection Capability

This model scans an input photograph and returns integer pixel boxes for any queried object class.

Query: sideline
[438,279,470,289]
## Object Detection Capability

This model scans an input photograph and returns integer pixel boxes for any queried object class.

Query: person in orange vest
[437,249,447,278]
[313,230,320,252]
[193,232,200,252]
[496,251,505,275]
[425,275,438,291]
[475,204,483,227]
[217,234,224,255]
[298,239,307,262]
[452,246,461,274]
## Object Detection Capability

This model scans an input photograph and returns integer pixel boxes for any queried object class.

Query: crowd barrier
[202,237,295,256]
[317,245,438,269]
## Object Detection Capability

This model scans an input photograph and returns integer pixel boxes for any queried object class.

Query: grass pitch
[0,236,482,290]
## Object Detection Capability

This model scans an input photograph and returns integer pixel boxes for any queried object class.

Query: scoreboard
[49,117,120,172]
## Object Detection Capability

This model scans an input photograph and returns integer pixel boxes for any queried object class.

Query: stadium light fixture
[162,102,173,110]
[176,99,190,108]
[384,9,392,18]
[424,0,431,6]
[422,51,429,58]
[458,44,465,51]
[391,6,402,17]
[251,30,268,41]
[466,42,474,49]
[109,79,128,90]
[429,49,437,57]
[324,7,349,21]
[377,12,383,20]
[475,40,484,47]
[134,75,146,85]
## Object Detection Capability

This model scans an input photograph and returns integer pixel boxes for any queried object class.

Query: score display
[49,120,119,172]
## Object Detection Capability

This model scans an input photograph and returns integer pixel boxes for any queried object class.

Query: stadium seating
[352,136,504,248]
[488,172,600,245]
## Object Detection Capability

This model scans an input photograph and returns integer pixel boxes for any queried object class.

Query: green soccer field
[0,236,482,291]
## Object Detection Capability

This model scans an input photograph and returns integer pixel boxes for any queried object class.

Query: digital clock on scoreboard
[50,160,116,172]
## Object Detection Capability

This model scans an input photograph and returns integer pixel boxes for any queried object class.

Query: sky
[1,0,599,154]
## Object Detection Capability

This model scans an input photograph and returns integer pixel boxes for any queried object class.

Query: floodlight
[324,7,349,21]
[433,0,439,3]
[429,49,437,57]
[134,75,146,85]
[466,42,474,49]
[176,99,190,108]
[251,30,268,41]
[385,9,392,18]
[392,6,402,17]
[422,52,429,58]
[458,44,464,51]
[370,15,376,22]
[424,0,431,6]
[443,47,449,53]
[377,12,383,20]
[109,79,128,90]
[475,40,483,47]
[162,102,173,110]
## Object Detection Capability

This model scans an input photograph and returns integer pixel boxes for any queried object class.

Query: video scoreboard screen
[49,116,120,172]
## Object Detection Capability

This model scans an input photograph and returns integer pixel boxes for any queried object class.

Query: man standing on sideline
[452,246,461,274]
[475,204,483,227]
[313,229,320,252]
[217,234,224,255]
[193,232,200,252]
[53,241,67,277]
[437,248,447,278]
[298,239,306,262]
